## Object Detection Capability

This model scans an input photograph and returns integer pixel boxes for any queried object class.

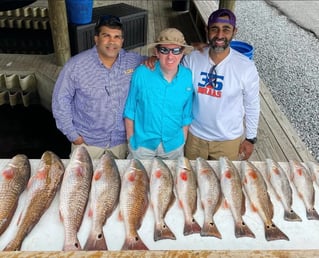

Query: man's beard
[209,37,231,53]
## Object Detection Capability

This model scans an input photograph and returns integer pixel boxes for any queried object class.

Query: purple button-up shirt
[52,46,145,148]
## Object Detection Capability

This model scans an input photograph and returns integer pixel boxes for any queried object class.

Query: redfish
[119,159,149,250]
[265,159,301,221]
[219,157,255,238]
[241,160,289,241]
[84,151,121,250]
[150,157,176,241]
[288,160,319,220]
[4,151,65,251]
[175,156,201,236]
[0,154,30,236]
[196,157,222,238]
[59,146,93,251]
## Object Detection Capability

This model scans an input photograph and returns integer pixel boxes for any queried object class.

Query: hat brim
[147,41,193,55]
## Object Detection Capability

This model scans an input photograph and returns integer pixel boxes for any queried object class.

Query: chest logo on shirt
[197,71,224,98]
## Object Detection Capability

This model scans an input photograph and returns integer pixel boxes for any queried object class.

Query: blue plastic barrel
[65,0,93,25]
[230,40,254,60]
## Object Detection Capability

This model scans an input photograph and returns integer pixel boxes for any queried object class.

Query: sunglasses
[209,65,217,88]
[156,46,184,55]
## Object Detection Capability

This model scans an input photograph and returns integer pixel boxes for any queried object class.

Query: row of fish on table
[0,145,319,251]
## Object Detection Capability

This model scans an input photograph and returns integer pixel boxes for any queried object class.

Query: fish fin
[250,203,258,213]
[118,211,123,221]
[234,220,255,238]
[222,198,229,209]
[154,222,176,241]
[284,209,302,221]
[200,220,222,239]
[183,217,201,236]
[306,207,319,220]
[264,222,289,241]
[88,207,93,217]
[121,233,148,250]
[84,231,108,250]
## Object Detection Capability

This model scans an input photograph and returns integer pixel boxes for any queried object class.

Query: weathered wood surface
[0,0,316,164]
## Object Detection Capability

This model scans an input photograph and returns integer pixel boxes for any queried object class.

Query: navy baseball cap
[207,9,236,28]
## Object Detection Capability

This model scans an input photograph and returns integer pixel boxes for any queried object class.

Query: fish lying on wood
[265,159,301,221]
[175,156,201,236]
[241,160,289,241]
[305,161,319,187]
[3,151,65,251]
[0,154,30,236]
[219,157,255,238]
[119,159,149,250]
[288,160,319,220]
[84,151,121,250]
[59,146,93,251]
[149,157,176,241]
[196,157,222,238]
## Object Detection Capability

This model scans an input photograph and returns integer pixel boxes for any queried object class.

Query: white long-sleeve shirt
[182,47,260,141]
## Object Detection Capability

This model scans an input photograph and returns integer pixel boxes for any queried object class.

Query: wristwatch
[245,137,257,144]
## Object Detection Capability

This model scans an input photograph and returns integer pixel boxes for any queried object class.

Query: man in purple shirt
[52,15,145,159]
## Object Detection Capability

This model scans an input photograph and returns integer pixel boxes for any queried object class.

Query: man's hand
[73,136,84,145]
[238,139,254,160]
[143,56,158,70]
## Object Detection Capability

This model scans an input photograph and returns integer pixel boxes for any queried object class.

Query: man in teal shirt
[123,28,193,159]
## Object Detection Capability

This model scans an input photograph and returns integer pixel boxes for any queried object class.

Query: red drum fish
[196,157,222,238]
[175,156,201,236]
[149,157,176,241]
[219,157,255,238]
[119,159,149,250]
[288,160,319,220]
[4,151,65,251]
[84,151,121,250]
[59,146,93,251]
[265,159,301,221]
[0,154,30,236]
[241,160,289,241]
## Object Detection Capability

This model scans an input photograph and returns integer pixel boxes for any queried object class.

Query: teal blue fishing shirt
[123,62,193,153]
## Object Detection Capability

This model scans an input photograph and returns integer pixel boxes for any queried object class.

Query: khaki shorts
[71,143,128,160]
[184,132,242,161]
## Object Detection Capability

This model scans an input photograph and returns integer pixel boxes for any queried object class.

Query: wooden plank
[260,81,315,162]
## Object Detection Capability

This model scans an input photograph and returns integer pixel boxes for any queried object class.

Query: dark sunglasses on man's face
[156,46,184,55]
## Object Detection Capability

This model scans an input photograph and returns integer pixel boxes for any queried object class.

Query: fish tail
[235,221,255,238]
[183,217,201,236]
[264,222,289,241]
[306,207,319,220]
[200,220,222,239]
[121,234,148,250]
[3,238,22,251]
[63,237,82,251]
[154,222,176,241]
[284,209,302,221]
[84,231,108,250]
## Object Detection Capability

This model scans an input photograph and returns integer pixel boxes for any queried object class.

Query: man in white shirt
[183,8,260,160]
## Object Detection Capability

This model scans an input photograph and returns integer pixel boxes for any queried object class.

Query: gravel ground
[233,1,319,161]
